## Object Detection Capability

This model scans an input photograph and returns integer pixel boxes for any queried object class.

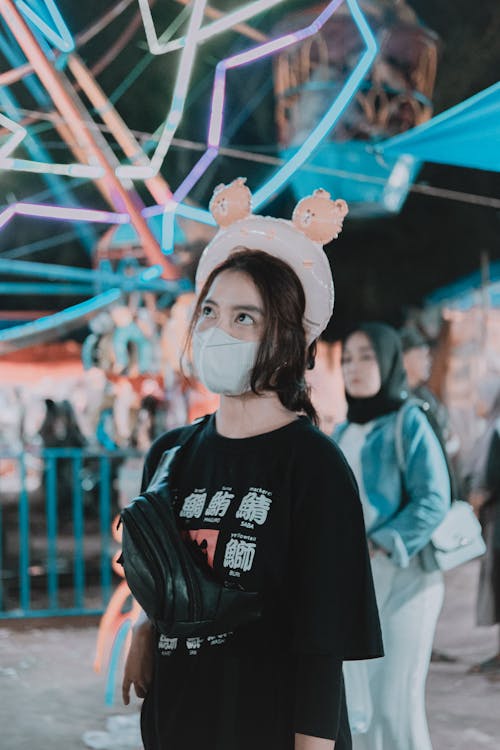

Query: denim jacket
[333,405,451,568]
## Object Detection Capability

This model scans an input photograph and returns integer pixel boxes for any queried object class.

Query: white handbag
[419,500,486,572]
[395,402,486,572]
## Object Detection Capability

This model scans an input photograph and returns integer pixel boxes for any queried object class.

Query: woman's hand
[295,733,335,749]
[122,620,155,705]
[469,490,489,517]
[367,539,388,558]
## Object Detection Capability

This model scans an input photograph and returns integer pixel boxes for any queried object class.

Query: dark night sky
[323,0,500,338]
[0,0,499,337]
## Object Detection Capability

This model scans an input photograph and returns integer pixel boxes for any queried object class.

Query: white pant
[350,553,444,750]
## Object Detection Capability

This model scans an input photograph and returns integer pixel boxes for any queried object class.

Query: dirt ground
[1,561,499,750]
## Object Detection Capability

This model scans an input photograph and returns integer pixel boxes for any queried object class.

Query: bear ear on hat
[209,177,253,228]
[292,188,349,245]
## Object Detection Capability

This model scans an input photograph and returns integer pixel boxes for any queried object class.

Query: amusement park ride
[0,0,498,360]
[1,0,499,699]
[274,1,438,214]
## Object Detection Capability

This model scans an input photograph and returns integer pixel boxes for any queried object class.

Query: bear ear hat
[197,178,349,344]
[292,188,349,244]
[209,177,252,227]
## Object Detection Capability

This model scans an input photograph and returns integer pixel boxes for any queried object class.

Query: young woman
[121,183,383,750]
[334,322,450,750]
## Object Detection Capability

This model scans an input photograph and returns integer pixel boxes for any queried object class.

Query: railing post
[0,447,142,620]
[18,454,30,611]
[72,453,85,610]
[99,455,112,607]
[45,454,59,610]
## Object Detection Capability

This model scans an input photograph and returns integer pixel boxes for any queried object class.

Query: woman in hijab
[333,322,450,750]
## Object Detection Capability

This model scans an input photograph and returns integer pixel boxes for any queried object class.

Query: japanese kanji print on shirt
[237,488,272,527]
[177,483,274,581]
[139,414,382,750]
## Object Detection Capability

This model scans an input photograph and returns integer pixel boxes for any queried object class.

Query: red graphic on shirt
[187,528,220,568]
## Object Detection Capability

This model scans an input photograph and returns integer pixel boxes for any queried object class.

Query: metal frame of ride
[0,0,377,352]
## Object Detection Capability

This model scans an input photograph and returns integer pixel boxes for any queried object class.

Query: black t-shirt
[139,414,382,750]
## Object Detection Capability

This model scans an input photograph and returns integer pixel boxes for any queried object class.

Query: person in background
[465,379,500,500]
[400,326,458,458]
[39,399,87,521]
[400,326,432,392]
[334,322,450,750]
[468,379,500,676]
[401,326,462,665]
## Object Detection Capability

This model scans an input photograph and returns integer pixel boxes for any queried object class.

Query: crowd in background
[0,322,499,502]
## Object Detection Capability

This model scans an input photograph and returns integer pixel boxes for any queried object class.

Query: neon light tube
[0,112,27,158]
[138,0,286,56]
[161,0,378,250]
[116,0,207,179]
[15,0,74,52]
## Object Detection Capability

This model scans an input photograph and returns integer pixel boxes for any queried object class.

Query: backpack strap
[147,415,211,492]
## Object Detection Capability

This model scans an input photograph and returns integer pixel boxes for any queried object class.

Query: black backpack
[119,417,262,637]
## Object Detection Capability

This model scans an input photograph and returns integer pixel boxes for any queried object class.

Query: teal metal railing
[0,448,142,619]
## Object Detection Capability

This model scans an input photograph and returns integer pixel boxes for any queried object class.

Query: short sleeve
[291,431,383,661]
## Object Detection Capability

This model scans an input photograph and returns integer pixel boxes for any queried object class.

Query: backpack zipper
[121,507,165,620]
[143,491,202,622]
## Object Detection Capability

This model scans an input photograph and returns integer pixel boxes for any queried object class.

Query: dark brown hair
[188,249,318,424]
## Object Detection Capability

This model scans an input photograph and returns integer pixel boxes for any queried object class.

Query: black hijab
[344,322,409,424]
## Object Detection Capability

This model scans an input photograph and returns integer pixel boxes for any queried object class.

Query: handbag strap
[394,398,430,503]
[394,398,455,504]
[394,398,426,475]
[394,401,408,476]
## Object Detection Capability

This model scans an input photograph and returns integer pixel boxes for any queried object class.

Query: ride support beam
[67,54,172,207]
[0,0,177,278]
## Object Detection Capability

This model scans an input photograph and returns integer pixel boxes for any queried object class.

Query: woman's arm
[370,407,450,566]
[122,613,155,705]
[295,734,335,749]
[291,434,382,744]
[294,655,343,745]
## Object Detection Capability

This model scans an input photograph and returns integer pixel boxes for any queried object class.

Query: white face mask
[192,327,259,396]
